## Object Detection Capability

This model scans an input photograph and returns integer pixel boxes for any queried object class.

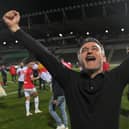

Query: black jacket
[14,29,129,129]
[52,78,64,100]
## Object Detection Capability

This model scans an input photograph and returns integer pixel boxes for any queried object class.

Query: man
[49,78,68,129]
[32,62,39,85]
[22,60,42,116]
[38,62,52,90]
[0,64,7,86]
[16,62,25,98]
[9,65,17,82]
[3,10,129,129]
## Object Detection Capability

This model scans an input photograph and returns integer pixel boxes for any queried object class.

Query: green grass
[121,85,129,110]
[0,73,57,129]
[0,72,129,129]
[120,86,129,129]
[120,115,129,129]
[0,85,55,129]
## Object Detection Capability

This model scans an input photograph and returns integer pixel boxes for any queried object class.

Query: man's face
[79,42,105,72]
[28,62,35,68]
[20,62,24,67]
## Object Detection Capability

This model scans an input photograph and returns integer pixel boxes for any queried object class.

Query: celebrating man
[3,10,129,129]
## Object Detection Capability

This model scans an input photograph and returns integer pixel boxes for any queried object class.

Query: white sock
[34,96,39,111]
[25,100,30,114]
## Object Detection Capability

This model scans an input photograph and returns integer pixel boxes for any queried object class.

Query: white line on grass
[7,91,17,95]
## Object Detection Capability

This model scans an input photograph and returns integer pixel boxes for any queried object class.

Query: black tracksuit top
[14,29,129,129]
[52,78,64,100]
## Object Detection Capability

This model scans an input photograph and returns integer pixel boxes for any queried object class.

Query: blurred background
[0,0,129,65]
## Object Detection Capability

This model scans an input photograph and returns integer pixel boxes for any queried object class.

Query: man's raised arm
[2,10,70,88]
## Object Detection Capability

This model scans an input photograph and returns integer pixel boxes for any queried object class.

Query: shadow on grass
[120,108,129,117]
[0,102,8,108]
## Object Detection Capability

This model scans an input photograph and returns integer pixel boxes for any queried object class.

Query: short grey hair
[79,37,105,55]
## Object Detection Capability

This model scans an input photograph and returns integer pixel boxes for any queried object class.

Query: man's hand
[52,100,58,106]
[3,10,20,32]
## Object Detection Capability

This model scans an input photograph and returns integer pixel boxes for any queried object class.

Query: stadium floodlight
[59,33,63,37]
[105,29,109,33]
[15,40,18,43]
[86,32,90,35]
[121,28,125,32]
[70,32,73,35]
[3,41,7,45]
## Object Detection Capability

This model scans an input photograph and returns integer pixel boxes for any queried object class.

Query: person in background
[103,57,110,72]
[0,64,8,87]
[32,62,39,85]
[23,60,42,116]
[9,65,17,82]
[49,78,68,129]
[16,62,25,98]
[38,62,46,90]
[61,59,72,69]
[38,63,52,90]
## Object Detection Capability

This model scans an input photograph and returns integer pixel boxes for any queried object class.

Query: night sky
[0,0,78,14]
[0,0,108,15]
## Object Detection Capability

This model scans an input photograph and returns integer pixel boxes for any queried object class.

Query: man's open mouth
[86,56,96,61]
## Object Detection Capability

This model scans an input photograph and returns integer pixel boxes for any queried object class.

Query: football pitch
[0,76,59,129]
[0,73,129,129]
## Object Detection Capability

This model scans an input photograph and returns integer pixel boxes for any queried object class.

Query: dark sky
[0,0,82,14]
[0,0,105,15]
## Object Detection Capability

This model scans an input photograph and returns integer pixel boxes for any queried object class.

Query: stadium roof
[0,0,129,43]
[0,0,84,14]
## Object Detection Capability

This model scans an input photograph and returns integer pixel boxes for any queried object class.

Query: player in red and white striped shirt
[23,61,42,116]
